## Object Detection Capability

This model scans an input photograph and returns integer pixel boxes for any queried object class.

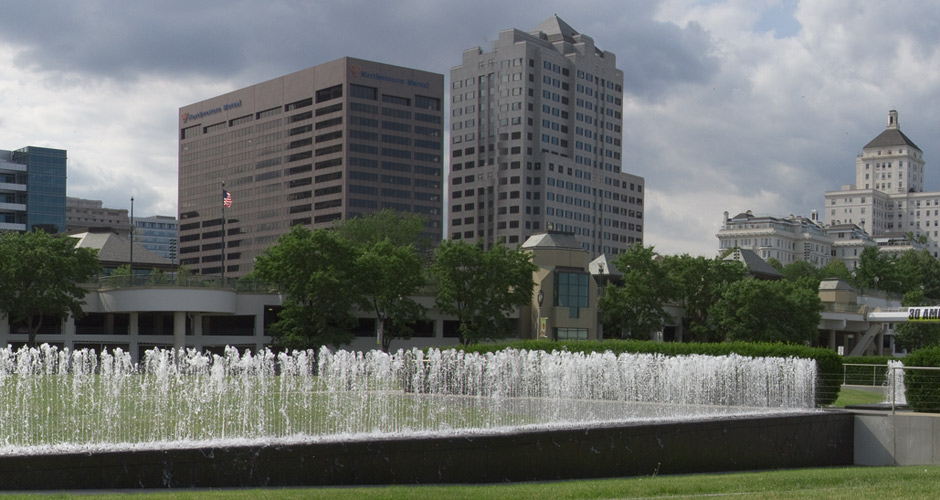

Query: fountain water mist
[0,344,817,454]
[885,360,907,405]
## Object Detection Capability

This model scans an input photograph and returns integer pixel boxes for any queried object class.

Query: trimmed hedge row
[902,346,940,413]
[453,339,842,406]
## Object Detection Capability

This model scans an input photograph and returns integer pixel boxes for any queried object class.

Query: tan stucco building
[521,231,600,340]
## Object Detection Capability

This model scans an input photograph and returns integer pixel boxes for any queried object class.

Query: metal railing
[842,363,888,386]
[822,303,868,314]
[89,274,278,293]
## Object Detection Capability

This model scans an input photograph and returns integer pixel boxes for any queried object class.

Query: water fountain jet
[0,344,853,489]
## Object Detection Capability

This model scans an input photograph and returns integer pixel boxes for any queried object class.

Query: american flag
[222,189,232,208]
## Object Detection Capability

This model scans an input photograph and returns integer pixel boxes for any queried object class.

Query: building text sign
[908,307,940,321]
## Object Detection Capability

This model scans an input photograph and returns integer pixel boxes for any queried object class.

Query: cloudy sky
[2,0,939,256]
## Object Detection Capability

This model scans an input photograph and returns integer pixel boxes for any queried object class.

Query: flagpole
[221,181,226,284]
[129,196,134,284]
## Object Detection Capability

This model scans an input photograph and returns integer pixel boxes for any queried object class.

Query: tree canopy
[333,209,430,256]
[600,246,827,345]
[431,240,536,344]
[660,254,747,342]
[709,278,822,344]
[599,244,674,340]
[253,225,359,351]
[818,259,853,282]
[334,210,429,352]
[0,231,100,346]
[254,211,432,352]
[894,289,940,351]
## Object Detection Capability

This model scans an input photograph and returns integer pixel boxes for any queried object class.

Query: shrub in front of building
[901,346,940,413]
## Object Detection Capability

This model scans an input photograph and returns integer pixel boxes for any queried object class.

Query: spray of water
[0,344,817,454]
[884,360,907,405]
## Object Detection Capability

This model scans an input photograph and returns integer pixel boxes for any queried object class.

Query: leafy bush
[902,346,940,413]
[455,339,842,406]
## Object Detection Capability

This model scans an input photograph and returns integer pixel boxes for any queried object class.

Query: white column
[173,311,186,351]
[129,312,139,362]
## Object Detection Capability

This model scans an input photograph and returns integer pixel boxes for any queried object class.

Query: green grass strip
[1,465,938,499]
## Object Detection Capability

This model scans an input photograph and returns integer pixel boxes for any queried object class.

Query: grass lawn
[831,386,887,407]
[0,465,937,499]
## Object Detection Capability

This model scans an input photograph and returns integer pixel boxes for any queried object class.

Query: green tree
[904,231,929,245]
[334,211,430,352]
[819,259,853,282]
[854,246,899,292]
[334,209,431,261]
[431,240,536,344]
[147,268,167,286]
[253,225,358,351]
[109,264,132,287]
[661,254,746,342]
[174,265,194,286]
[0,231,100,346]
[599,244,674,340]
[709,278,822,344]
[780,260,821,286]
[895,249,940,299]
[894,289,940,351]
[350,239,428,352]
[766,257,784,273]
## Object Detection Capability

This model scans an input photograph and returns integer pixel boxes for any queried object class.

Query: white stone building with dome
[824,110,940,258]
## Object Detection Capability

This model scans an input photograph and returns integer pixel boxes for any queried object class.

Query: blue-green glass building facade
[0,147,67,233]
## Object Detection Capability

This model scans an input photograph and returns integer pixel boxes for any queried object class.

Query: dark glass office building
[0,146,67,233]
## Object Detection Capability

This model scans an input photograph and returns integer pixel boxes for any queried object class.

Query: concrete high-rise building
[825,110,940,257]
[448,15,644,255]
[66,197,132,235]
[178,57,445,277]
[0,147,67,233]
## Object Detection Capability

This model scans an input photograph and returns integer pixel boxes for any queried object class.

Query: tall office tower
[449,15,644,255]
[178,57,445,277]
[0,147,67,233]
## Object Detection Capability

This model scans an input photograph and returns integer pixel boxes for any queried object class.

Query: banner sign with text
[907,307,940,322]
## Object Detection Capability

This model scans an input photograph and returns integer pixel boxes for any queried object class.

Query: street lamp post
[129,196,134,284]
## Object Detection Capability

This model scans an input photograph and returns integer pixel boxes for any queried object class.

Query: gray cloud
[614,19,721,99]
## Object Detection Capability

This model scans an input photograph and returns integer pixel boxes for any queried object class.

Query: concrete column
[63,315,76,336]
[254,311,265,338]
[191,314,203,351]
[251,311,265,351]
[105,314,115,335]
[129,312,139,336]
[63,315,76,352]
[128,312,139,362]
[173,311,186,351]
[829,330,837,351]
